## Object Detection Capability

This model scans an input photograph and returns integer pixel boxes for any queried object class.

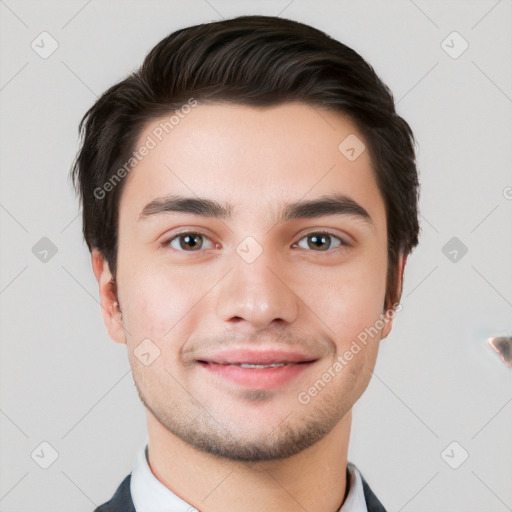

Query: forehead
[118,102,385,228]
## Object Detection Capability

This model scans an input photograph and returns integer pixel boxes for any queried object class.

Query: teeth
[226,362,288,368]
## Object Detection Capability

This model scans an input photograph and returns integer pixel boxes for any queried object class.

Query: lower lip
[199,361,315,389]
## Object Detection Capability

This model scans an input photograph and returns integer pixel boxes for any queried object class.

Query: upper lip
[196,348,319,365]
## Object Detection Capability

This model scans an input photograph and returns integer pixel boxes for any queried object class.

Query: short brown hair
[71,14,420,310]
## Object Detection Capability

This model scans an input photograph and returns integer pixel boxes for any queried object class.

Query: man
[71,14,420,512]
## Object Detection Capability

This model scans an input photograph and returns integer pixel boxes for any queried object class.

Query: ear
[380,252,408,340]
[91,249,126,345]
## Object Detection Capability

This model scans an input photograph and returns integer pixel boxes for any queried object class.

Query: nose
[215,247,299,332]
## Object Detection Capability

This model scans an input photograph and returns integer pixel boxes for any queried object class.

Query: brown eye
[168,233,213,251]
[296,232,344,252]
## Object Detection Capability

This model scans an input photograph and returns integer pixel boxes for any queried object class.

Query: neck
[146,409,352,512]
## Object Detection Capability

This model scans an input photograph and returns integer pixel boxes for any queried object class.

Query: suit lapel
[94,474,136,512]
[359,471,387,512]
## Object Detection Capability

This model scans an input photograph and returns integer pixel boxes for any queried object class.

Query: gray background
[1,0,511,510]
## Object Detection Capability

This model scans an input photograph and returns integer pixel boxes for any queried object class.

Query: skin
[92,102,406,512]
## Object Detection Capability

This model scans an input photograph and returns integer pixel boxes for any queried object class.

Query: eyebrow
[138,193,373,227]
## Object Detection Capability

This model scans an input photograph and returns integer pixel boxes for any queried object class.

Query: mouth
[196,351,319,389]
[197,360,314,368]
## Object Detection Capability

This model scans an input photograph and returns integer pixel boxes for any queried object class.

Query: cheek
[117,261,203,344]
[294,253,388,346]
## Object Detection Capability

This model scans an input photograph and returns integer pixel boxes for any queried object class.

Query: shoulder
[93,474,135,512]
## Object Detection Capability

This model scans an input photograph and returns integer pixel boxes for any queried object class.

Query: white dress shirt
[130,442,368,511]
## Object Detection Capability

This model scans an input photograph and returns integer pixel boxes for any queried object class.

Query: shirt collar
[341,462,368,511]
[130,443,194,512]
[130,443,368,511]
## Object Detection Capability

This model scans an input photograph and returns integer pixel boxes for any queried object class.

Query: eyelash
[161,230,350,254]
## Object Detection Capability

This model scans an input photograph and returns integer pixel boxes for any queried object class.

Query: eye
[294,232,347,252]
[166,232,214,251]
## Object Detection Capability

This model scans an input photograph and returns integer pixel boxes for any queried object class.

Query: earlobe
[91,249,126,345]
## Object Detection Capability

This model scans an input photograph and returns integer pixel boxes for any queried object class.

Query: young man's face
[94,102,402,461]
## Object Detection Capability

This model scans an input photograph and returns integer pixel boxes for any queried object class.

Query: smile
[197,360,317,389]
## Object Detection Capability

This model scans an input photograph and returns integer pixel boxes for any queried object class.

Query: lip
[196,348,319,389]
[196,348,319,365]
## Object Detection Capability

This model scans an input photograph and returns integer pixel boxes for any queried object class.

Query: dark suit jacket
[94,470,387,512]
